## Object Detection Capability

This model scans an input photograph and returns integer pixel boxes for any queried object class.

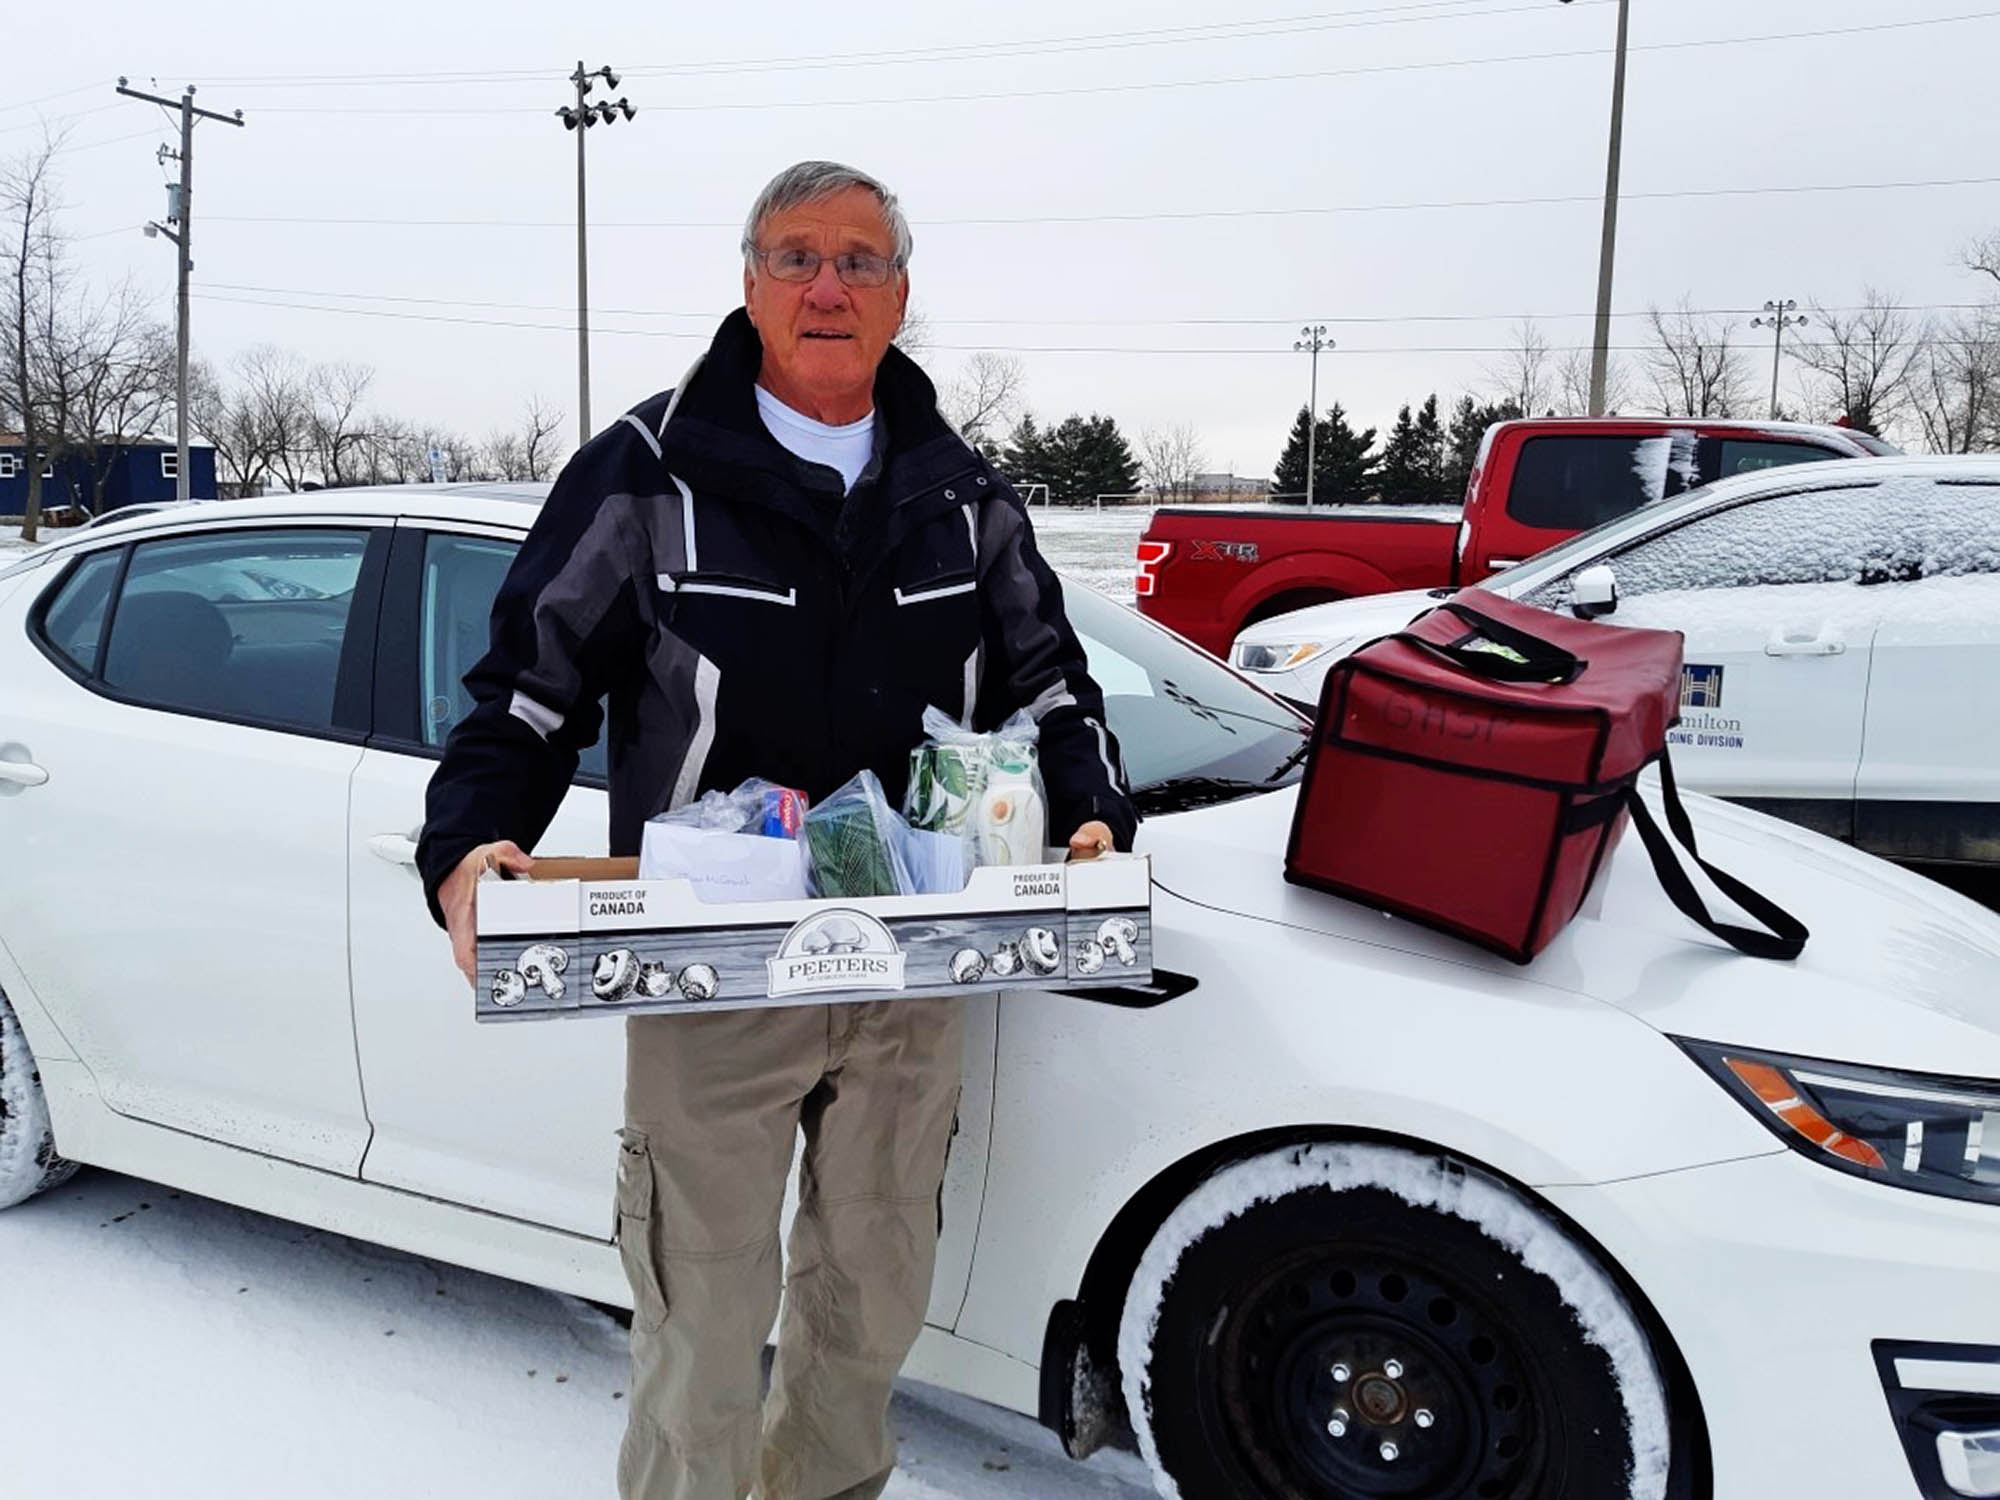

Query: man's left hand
[1067,820,1116,861]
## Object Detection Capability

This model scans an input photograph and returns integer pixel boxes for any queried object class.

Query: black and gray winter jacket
[417,309,1137,923]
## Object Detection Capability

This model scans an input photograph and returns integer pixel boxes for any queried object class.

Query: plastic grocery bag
[803,770,917,898]
[639,824,809,903]
[651,778,807,838]
[905,706,1047,875]
[900,824,969,896]
[639,777,810,903]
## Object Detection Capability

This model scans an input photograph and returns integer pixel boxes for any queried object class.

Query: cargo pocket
[615,1128,669,1334]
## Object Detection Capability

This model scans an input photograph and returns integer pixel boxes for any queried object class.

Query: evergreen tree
[1271,403,1378,504]
[1041,413,1141,504]
[1411,393,1446,498]
[999,414,1050,493]
[1442,395,1522,502]
[1378,394,1450,505]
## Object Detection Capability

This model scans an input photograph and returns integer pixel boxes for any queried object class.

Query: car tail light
[1134,540,1172,598]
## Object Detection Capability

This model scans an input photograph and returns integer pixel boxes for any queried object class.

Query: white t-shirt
[755,386,876,494]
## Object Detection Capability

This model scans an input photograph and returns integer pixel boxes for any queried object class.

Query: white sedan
[1233,455,2000,868]
[3,488,1999,1500]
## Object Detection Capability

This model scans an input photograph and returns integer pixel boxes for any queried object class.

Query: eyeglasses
[745,243,904,289]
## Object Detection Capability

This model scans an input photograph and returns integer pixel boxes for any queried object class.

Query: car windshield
[1061,584,1309,815]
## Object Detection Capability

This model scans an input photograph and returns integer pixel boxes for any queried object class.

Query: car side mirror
[1571,564,1619,619]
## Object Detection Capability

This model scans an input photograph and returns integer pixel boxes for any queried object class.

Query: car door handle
[368,833,420,866]
[0,760,49,787]
[1765,638,1845,657]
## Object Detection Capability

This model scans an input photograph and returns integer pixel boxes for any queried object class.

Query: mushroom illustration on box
[472,854,1154,1021]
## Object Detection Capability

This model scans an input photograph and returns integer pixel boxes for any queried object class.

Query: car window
[101,529,367,729]
[1505,433,1697,531]
[1714,439,1837,479]
[1604,477,2000,597]
[37,549,122,673]
[1061,585,1307,813]
[420,532,608,782]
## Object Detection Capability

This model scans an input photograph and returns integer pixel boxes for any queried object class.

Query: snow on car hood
[1139,785,2000,1080]
[1232,587,1438,651]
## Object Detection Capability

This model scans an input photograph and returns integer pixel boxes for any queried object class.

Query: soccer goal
[1017,483,1051,507]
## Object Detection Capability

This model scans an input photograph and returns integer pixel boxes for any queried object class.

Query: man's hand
[1066,820,1116,861]
[441,840,535,987]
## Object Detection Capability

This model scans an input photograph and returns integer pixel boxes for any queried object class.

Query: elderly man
[417,161,1137,1500]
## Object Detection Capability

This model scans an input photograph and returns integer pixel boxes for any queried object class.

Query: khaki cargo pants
[614,998,966,1500]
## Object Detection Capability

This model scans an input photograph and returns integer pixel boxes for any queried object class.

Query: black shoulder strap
[1623,751,1809,961]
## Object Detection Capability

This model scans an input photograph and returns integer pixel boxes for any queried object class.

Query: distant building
[0,435,218,518]
[1188,472,1267,502]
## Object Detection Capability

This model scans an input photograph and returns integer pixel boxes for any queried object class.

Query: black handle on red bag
[1622,752,1809,961]
[1392,601,1587,685]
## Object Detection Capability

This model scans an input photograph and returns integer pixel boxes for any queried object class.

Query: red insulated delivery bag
[1284,589,1807,964]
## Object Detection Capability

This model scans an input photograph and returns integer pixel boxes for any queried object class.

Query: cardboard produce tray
[474,853,1153,1021]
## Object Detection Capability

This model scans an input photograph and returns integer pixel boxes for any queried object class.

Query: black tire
[1118,1143,1673,1500]
[0,989,80,1210]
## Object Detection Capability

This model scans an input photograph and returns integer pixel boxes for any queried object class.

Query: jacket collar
[657,310,983,543]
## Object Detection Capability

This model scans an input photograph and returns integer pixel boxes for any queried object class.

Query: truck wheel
[0,990,79,1210]
[1118,1142,1674,1500]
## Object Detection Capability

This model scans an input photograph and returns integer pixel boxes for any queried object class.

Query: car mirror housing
[1571,564,1619,619]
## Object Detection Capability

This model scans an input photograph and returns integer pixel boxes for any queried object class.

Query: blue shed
[0,435,218,516]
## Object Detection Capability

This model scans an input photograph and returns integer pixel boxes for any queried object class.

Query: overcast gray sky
[16,0,2000,476]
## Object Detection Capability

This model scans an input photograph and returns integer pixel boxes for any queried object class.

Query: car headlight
[1677,1038,2000,1206]
[1233,639,1340,673]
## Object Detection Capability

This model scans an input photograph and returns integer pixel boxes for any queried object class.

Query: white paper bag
[639,823,809,904]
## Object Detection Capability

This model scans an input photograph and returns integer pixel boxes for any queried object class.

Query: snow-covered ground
[1025,505,1152,606]
[0,1168,1157,1500]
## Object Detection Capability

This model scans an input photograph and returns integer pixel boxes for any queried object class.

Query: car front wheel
[0,989,79,1210]
[1117,1141,1676,1500]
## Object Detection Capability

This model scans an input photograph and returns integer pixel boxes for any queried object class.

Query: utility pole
[1562,0,1630,417]
[556,64,636,447]
[117,79,243,505]
[1750,299,1807,420]
[1293,325,1331,508]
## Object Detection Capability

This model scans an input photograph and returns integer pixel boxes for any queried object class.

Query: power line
[194,172,2000,232]
[185,290,1995,356]
[0,101,121,135]
[238,9,2000,116]
[0,81,108,117]
[196,280,1995,327]
[160,0,1586,89]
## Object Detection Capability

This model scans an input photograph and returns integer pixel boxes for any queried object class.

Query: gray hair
[741,161,913,270]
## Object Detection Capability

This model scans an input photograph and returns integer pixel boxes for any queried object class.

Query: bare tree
[67,293,175,513]
[1554,345,1631,416]
[308,361,375,488]
[189,358,270,498]
[1140,422,1206,503]
[520,395,564,480]
[1643,300,1751,418]
[2,137,64,540]
[1909,307,2000,454]
[1486,320,1554,417]
[1969,230,2000,288]
[892,301,933,363]
[939,352,1025,454]
[1791,292,1919,438]
[234,346,315,491]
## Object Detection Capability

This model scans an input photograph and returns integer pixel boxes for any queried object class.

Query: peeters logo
[767,909,906,998]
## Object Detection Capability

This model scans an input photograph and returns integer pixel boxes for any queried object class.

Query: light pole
[1750,299,1807,420]
[556,64,636,447]
[1562,0,1630,417]
[1293,324,1331,508]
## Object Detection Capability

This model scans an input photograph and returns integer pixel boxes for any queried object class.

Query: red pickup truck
[1134,418,1895,657]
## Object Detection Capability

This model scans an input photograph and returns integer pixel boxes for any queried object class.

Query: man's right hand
[441,840,535,988]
